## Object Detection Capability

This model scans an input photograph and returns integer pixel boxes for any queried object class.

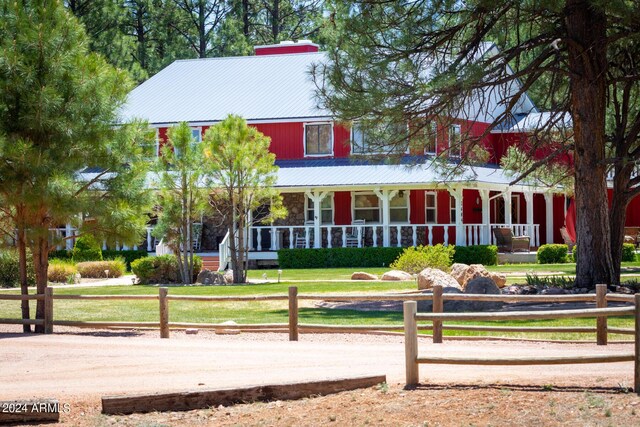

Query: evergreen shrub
[452,245,498,265]
[131,254,202,284]
[72,235,103,262]
[537,244,569,264]
[390,244,455,273]
[277,247,404,269]
[0,250,35,288]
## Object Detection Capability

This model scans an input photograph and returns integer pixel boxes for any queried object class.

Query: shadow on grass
[0,330,145,339]
[406,383,633,394]
[270,307,404,323]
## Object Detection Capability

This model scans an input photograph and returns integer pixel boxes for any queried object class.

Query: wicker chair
[624,227,640,247]
[492,227,530,252]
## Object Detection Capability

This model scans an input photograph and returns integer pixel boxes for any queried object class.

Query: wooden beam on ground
[101,375,386,415]
[416,353,635,365]
[0,399,60,424]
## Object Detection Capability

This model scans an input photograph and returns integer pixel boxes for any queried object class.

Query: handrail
[218,230,230,272]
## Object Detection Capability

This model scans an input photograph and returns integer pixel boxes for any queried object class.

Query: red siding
[410,190,425,224]
[333,124,351,157]
[254,44,319,55]
[462,189,482,224]
[333,192,352,225]
[158,127,169,155]
[553,195,566,244]
[533,193,547,245]
[253,122,304,160]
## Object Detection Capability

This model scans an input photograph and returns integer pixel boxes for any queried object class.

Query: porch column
[524,191,534,247]
[449,188,464,246]
[502,190,512,227]
[65,223,73,250]
[479,189,490,244]
[374,188,398,247]
[305,190,329,249]
[544,193,554,245]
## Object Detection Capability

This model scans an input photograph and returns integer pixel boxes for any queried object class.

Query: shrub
[390,244,455,274]
[76,259,126,278]
[72,235,103,263]
[48,260,78,283]
[102,250,148,271]
[452,245,498,266]
[49,249,72,261]
[276,247,404,269]
[525,274,576,289]
[0,250,36,288]
[572,245,577,263]
[622,243,636,262]
[131,255,202,284]
[537,244,569,264]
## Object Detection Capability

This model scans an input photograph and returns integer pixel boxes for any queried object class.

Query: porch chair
[559,227,575,251]
[295,220,315,248]
[492,227,530,253]
[345,219,365,247]
[624,227,640,247]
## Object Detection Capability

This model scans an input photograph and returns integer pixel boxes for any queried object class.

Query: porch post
[374,189,398,247]
[306,190,329,249]
[479,189,490,245]
[544,193,554,245]
[524,191,534,247]
[65,223,73,250]
[503,190,512,227]
[449,188,464,246]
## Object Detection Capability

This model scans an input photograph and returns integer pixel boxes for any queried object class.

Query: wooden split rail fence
[0,284,637,344]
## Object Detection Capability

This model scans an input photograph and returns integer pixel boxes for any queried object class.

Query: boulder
[450,263,469,286]
[196,269,225,285]
[460,264,491,289]
[381,270,412,281]
[417,268,462,290]
[351,272,379,280]
[490,272,507,288]
[223,270,234,284]
[417,287,464,312]
[463,276,503,310]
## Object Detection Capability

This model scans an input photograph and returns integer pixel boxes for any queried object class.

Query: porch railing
[250,223,540,251]
[47,226,157,252]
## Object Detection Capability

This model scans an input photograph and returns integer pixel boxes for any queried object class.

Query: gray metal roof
[275,162,533,190]
[119,52,329,124]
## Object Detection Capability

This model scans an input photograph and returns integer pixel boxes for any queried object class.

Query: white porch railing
[218,231,231,272]
[250,223,539,250]
[48,226,156,252]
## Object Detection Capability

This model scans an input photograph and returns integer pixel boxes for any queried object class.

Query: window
[351,124,368,154]
[492,195,521,224]
[450,195,457,223]
[305,123,333,156]
[174,127,201,158]
[390,191,409,223]
[353,193,380,222]
[425,192,437,223]
[306,195,333,224]
[449,124,461,157]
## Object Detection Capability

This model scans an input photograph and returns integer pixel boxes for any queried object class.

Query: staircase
[200,255,220,271]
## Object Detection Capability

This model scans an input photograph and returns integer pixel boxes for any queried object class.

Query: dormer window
[304,122,333,156]
[449,124,461,157]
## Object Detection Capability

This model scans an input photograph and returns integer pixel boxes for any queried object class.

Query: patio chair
[345,219,365,247]
[492,227,530,253]
[559,227,575,251]
[624,227,640,247]
[295,220,315,248]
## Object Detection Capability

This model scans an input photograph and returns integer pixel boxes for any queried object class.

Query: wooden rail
[403,294,640,393]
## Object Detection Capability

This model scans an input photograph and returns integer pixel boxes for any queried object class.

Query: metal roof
[119,52,329,124]
[493,112,572,133]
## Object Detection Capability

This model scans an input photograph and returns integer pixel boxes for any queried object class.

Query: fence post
[288,286,298,341]
[596,284,607,345]
[432,284,443,344]
[403,300,419,387]
[44,287,53,334]
[159,287,169,339]
[635,294,640,394]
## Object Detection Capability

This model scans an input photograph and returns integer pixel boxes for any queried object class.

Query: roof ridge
[173,51,326,64]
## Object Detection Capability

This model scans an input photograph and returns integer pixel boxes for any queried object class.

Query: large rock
[463,277,503,311]
[196,269,225,285]
[490,272,507,288]
[223,270,234,284]
[381,270,412,281]
[460,264,491,289]
[450,263,469,286]
[417,268,462,290]
[351,272,379,280]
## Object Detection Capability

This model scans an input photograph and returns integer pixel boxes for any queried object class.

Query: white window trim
[191,127,202,142]
[304,194,335,225]
[450,194,457,223]
[389,191,410,224]
[449,124,461,158]
[352,192,382,224]
[304,122,334,157]
[425,191,438,224]
[511,194,521,224]
[425,122,437,155]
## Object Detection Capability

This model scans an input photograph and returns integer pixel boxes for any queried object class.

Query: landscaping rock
[417,287,465,312]
[465,277,501,295]
[417,268,462,290]
[223,270,234,284]
[381,270,412,281]
[541,287,568,295]
[490,272,507,288]
[351,272,378,280]
[450,263,469,286]
[196,269,225,285]
[460,264,491,289]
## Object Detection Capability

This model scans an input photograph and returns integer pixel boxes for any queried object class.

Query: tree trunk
[17,225,31,333]
[564,0,614,287]
[242,0,250,37]
[198,0,207,58]
[271,0,279,43]
[33,236,49,333]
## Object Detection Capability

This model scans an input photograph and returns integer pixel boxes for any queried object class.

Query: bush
[0,250,36,288]
[276,247,404,269]
[622,243,636,262]
[102,250,148,271]
[48,260,78,283]
[452,245,498,266]
[537,244,569,264]
[131,255,202,284]
[76,259,126,278]
[72,235,103,262]
[49,249,72,261]
[390,244,454,274]
[572,245,577,263]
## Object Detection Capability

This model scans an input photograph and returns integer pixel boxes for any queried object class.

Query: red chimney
[254,40,319,56]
